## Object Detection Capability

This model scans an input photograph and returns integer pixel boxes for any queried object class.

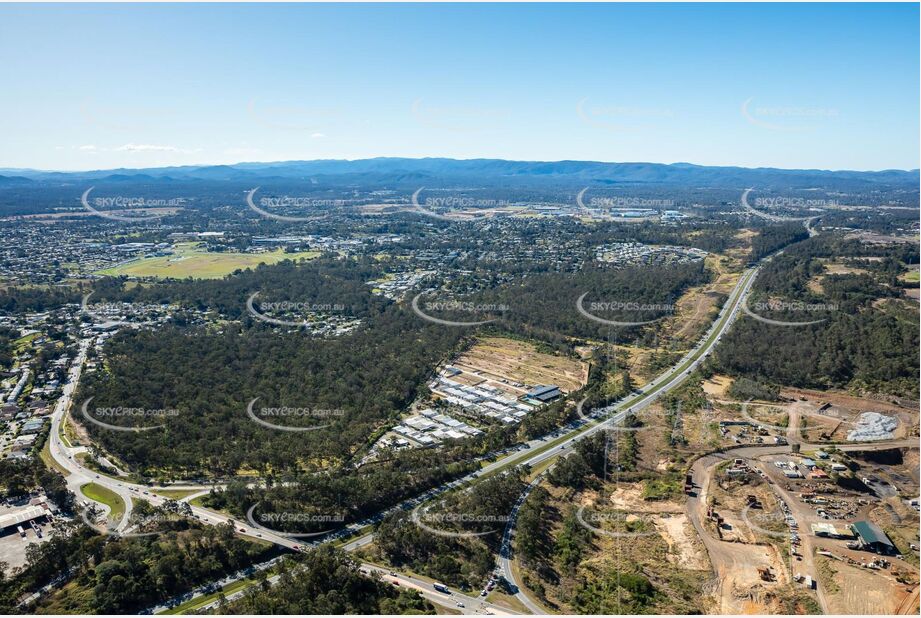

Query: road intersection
[46,256,830,615]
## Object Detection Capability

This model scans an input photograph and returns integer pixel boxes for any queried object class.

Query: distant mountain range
[0,158,918,189]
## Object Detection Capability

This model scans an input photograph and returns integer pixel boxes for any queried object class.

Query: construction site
[512,369,920,616]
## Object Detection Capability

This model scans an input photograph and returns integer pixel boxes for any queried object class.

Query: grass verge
[80,482,127,523]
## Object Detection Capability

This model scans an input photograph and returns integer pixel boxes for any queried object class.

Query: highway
[47,340,135,532]
[155,262,761,613]
[154,558,517,615]
[497,474,554,614]
[487,264,760,609]
[49,261,759,614]
[490,264,758,475]
[360,564,519,616]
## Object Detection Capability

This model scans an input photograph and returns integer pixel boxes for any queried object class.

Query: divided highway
[47,263,759,614]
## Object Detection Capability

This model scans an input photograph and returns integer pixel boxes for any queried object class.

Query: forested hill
[715,234,920,397]
[4,157,918,189]
[79,255,708,477]
[219,546,434,615]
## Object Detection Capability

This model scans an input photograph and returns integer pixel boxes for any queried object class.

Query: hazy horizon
[1,3,918,171]
[2,154,919,176]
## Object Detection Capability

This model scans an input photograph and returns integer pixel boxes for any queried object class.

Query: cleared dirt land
[661,254,740,349]
[816,552,916,615]
[452,336,588,393]
[518,481,713,614]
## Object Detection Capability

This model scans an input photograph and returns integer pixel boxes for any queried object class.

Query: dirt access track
[687,455,791,614]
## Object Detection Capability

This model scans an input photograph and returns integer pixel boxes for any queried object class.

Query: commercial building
[524,385,562,404]
[0,505,50,532]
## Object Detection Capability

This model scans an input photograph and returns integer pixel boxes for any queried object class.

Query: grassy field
[12,332,39,353]
[96,243,320,279]
[39,439,68,475]
[80,482,127,522]
[151,488,202,500]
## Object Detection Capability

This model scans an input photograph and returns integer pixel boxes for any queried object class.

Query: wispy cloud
[63,143,201,155]
[115,143,182,153]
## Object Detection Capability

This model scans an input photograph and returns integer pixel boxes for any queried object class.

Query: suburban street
[43,250,912,617]
[143,261,760,614]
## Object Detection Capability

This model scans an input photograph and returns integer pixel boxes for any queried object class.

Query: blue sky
[0,3,917,171]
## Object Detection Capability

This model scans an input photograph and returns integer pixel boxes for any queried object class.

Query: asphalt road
[47,339,303,549]
[159,263,762,614]
[491,263,760,610]
[45,262,756,615]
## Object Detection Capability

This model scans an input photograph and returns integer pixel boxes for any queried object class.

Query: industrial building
[525,385,562,404]
[0,505,50,532]
[849,521,896,554]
